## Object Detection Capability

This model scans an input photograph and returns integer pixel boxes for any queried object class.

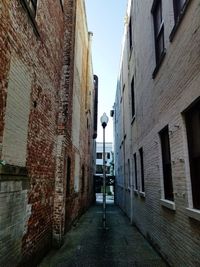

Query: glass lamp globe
[100,113,109,128]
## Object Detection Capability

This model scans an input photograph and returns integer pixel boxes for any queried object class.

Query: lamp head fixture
[100,112,109,128]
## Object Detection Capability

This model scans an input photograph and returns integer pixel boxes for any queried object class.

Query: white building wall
[114,0,200,266]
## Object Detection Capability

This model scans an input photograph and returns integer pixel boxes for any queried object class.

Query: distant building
[95,142,114,194]
[0,0,97,266]
[114,0,200,266]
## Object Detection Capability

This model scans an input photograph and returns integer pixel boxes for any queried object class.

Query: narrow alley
[1,0,200,266]
[40,202,167,267]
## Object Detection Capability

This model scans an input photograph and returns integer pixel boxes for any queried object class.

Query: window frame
[184,98,200,210]
[60,0,64,12]
[159,125,174,202]
[133,153,138,191]
[151,0,166,78]
[22,0,37,18]
[20,0,39,36]
[96,164,103,174]
[139,147,145,193]
[81,165,85,194]
[129,17,133,52]
[66,157,71,195]
[169,0,191,41]
[130,76,135,120]
[96,153,102,159]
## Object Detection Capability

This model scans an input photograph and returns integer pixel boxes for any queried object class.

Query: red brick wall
[0,0,95,265]
[0,0,65,265]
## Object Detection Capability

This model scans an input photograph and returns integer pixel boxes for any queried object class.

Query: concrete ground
[39,203,167,267]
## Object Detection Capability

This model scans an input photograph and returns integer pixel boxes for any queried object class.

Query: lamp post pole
[100,113,109,230]
[102,124,106,229]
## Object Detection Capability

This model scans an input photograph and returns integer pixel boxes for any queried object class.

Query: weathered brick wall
[52,0,76,247]
[53,0,95,247]
[0,165,31,267]
[115,0,200,266]
[0,0,64,265]
[0,0,95,265]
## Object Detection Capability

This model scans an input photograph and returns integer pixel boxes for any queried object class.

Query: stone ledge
[139,191,146,198]
[160,199,176,211]
[0,164,28,180]
[185,208,200,222]
[0,164,27,175]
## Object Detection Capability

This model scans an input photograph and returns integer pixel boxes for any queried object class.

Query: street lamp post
[100,113,109,229]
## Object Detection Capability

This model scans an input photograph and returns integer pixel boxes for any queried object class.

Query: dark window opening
[66,157,71,195]
[129,17,133,50]
[159,126,174,201]
[173,0,186,23]
[128,159,131,187]
[60,0,64,11]
[96,153,102,159]
[22,0,38,17]
[131,77,135,118]
[106,166,110,174]
[96,165,103,174]
[152,0,165,65]
[81,165,85,193]
[107,153,110,159]
[185,99,200,209]
[139,147,145,192]
[134,153,138,190]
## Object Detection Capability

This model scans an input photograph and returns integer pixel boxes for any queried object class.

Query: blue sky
[85,0,127,142]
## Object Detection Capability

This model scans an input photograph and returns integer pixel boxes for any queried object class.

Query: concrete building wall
[114,0,200,266]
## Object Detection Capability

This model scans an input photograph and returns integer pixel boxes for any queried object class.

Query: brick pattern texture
[0,0,96,266]
[114,0,200,266]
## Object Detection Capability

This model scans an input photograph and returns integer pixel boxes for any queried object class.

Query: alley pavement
[39,202,167,267]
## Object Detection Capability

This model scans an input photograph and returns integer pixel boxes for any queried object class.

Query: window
[131,77,135,118]
[60,0,64,11]
[139,147,145,192]
[159,126,174,201]
[96,153,102,159]
[106,166,110,174]
[107,153,110,160]
[81,165,85,193]
[96,165,103,174]
[173,0,186,23]
[185,99,200,209]
[22,0,37,17]
[170,0,190,41]
[129,17,133,50]
[152,0,165,66]
[134,153,138,190]
[66,157,71,195]
[128,159,131,187]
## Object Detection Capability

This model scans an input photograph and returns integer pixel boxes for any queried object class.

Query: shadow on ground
[39,204,167,267]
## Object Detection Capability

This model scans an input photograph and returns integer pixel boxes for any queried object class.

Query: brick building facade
[0,0,97,266]
[114,0,200,266]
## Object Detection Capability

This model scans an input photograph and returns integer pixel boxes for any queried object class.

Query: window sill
[169,0,191,42]
[139,191,146,198]
[152,49,166,79]
[185,208,200,221]
[160,199,176,211]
